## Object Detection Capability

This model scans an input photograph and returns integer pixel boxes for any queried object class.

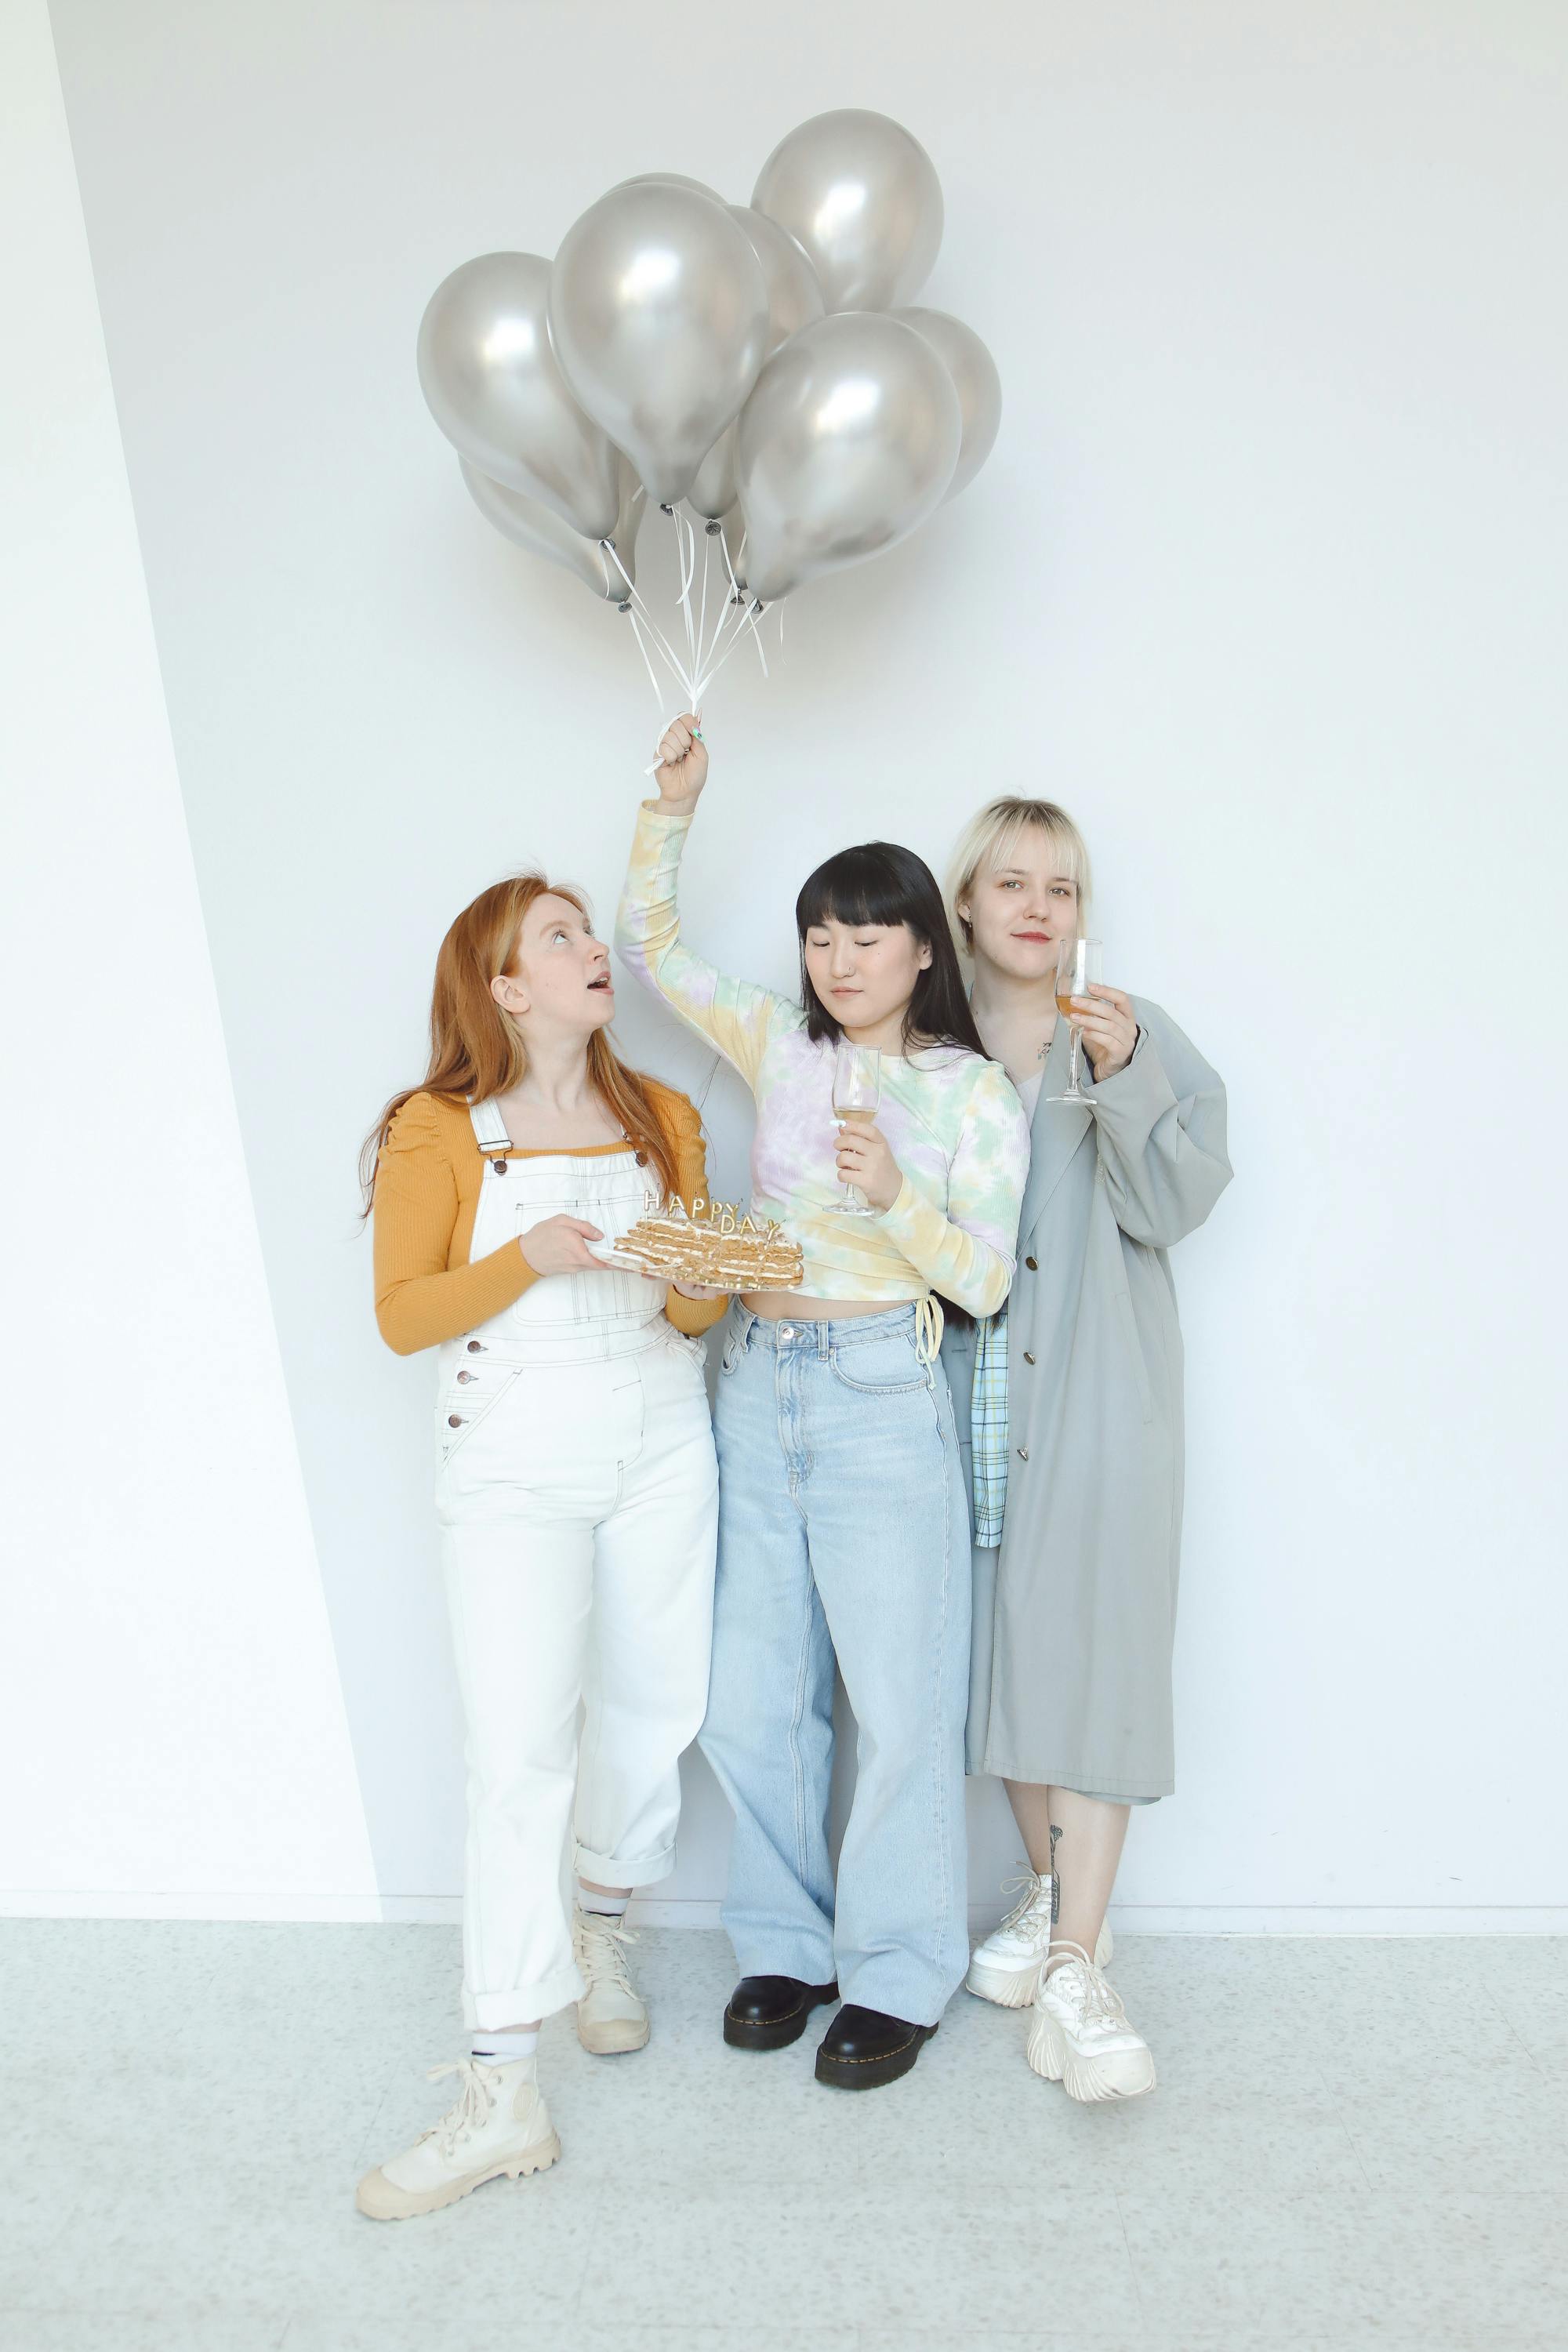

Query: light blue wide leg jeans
[699,1304,971,2027]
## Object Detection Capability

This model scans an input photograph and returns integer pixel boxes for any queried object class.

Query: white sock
[470,2027,538,2066]
[578,1883,629,1918]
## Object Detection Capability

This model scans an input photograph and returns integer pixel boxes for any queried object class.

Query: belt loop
[816,1316,830,1362]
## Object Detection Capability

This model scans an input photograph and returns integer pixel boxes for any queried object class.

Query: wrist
[648,790,701,818]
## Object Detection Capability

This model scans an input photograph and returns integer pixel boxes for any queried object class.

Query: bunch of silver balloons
[418,109,1000,702]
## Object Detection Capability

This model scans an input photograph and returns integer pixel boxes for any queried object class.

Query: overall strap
[467,1098,512,1162]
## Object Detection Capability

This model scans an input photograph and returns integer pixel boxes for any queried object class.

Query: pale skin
[650,713,929,1320]
[959,832,1138,1968]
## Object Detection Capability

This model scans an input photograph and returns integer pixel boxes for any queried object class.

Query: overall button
[1025,1255,1038,1270]
[1023,1351,1036,1365]
[456,1370,473,1384]
[448,1415,464,1428]
[1017,1446,1029,1461]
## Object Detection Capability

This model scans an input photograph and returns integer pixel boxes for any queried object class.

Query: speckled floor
[1,1922,1564,2350]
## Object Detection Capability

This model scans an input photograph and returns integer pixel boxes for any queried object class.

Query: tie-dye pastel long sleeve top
[615,802,1030,1315]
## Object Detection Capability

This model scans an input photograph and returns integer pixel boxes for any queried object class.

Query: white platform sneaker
[355,2054,560,2220]
[1026,1943,1156,2103]
[572,1904,649,2055]
[966,1871,1112,2008]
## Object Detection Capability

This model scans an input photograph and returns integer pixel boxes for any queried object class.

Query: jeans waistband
[731,1299,941,1360]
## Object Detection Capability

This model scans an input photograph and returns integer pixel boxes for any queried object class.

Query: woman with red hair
[354,869,724,2220]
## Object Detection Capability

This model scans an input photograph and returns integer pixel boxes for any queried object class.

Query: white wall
[0,0,377,1918]
[19,0,1567,1926]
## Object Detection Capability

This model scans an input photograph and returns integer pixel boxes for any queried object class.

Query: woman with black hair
[617,716,1029,2089]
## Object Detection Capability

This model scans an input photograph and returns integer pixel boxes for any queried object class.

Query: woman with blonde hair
[943,795,1231,2100]
[354,869,724,2218]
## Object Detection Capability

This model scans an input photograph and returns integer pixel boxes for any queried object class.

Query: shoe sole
[965,1923,1114,2008]
[576,2015,650,2056]
[1026,2014,1156,2103]
[354,2131,561,2220]
[815,2022,938,2090]
[724,1984,838,2051]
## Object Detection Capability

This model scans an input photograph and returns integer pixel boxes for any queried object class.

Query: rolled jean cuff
[574,1837,677,1889]
[463,1959,583,2031]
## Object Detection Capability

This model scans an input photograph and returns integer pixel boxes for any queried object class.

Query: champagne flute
[829,1039,881,1216]
[1045,937,1102,1105]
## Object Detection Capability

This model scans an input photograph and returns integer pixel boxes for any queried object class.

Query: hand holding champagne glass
[829,1040,882,1216]
[1046,937,1102,1105]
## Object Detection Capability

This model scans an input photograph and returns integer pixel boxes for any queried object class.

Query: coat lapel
[1018,1020,1092,1240]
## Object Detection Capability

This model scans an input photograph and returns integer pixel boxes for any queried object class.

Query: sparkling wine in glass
[829,1040,881,1216]
[1046,937,1102,1105]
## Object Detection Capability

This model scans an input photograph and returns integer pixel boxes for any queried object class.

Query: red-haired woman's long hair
[358,873,681,1214]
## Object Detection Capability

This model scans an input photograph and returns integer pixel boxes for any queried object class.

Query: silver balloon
[735,313,962,603]
[728,205,825,346]
[418,253,621,537]
[688,212,824,520]
[549,183,768,505]
[752,110,942,314]
[461,454,643,601]
[892,308,1002,501]
[689,422,738,521]
[613,172,726,201]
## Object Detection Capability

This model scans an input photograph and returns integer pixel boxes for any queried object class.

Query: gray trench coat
[942,1002,1231,1799]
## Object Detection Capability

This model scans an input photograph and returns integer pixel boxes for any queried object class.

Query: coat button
[1017,1446,1029,1461]
[448,1414,463,1428]
[1025,1255,1038,1271]
[466,1341,483,1353]
[1023,1352,1035,1365]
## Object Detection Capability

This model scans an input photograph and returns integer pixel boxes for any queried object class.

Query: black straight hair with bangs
[795,840,988,1058]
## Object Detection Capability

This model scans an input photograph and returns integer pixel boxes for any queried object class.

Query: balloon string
[707,521,750,677]
[696,523,710,673]
[673,508,699,681]
[691,592,750,704]
[692,595,766,704]
[601,537,698,705]
[625,602,669,708]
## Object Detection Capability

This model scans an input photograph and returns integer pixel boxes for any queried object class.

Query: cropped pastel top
[615,803,1030,1315]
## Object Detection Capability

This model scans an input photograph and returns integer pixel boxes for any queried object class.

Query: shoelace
[995,1868,1051,1938]
[1042,1942,1130,2031]
[574,1910,638,1991]
[422,2057,496,2157]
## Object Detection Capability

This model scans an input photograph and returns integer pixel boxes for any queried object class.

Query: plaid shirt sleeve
[969,1308,1011,1548]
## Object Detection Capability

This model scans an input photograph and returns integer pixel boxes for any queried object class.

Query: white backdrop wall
[13,0,1566,1926]
[0,0,376,1917]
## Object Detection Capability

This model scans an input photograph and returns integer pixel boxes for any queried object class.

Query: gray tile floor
[1,1922,1563,2350]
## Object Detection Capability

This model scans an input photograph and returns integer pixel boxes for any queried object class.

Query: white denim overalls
[436,1099,720,2030]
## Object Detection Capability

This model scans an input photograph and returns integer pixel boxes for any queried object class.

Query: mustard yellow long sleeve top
[372,1083,728,1356]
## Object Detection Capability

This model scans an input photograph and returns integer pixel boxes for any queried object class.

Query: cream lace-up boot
[355,2055,559,2220]
[572,1904,649,2054]
[966,1871,1112,2007]
[1026,1942,1156,2102]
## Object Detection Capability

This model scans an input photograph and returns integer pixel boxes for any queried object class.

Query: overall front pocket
[436,1357,522,1468]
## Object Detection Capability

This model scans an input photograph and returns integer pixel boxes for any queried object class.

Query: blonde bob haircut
[945,797,1094,960]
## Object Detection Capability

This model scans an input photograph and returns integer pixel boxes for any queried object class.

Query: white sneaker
[572,1904,649,2055]
[1026,1944,1156,2103]
[966,1871,1112,2008]
[355,2055,559,2220]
